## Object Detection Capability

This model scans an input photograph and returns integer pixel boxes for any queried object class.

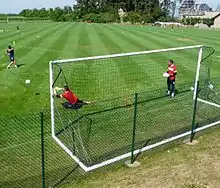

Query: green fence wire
[1,85,220,188]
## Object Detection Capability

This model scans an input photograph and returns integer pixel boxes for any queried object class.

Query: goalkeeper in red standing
[166,59,177,98]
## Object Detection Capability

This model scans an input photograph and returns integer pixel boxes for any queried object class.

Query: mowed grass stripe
[94,24,152,96]
[90,24,129,99]
[56,23,82,59]
[0,23,57,51]
[82,23,123,99]
[104,24,169,85]
[109,24,198,83]
[76,23,107,99]
[64,23,98,98]
[0,24,71,115]
[16,24,75,112]
[0,23,65,83]
[0,23,63,69]
[142,26,220,46]
[132,26,220,77]
[26,24,80,111]
[0,24,36,40]
[105,24,194,86]
[0,25,75,144]
[102,24,163,88]
[0,23,59,45]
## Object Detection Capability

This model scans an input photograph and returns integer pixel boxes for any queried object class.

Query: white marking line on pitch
[0,136,50,152]
[198,98,220,108]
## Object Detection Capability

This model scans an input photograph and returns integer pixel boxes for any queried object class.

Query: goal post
[49,45,218,172]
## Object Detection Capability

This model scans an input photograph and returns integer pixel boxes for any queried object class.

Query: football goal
[49,45,219,172]
[6,16,26,23]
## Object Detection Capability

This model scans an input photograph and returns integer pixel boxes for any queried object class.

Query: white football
[190,87,194,91]
[163,72,170,78]
[208,84,214,90]
[25,79,31,84]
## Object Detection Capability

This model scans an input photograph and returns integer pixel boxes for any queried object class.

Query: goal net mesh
[196,47,220,129]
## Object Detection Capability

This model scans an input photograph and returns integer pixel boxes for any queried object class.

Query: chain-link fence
[1,84,220,188]
[0,110,82,188]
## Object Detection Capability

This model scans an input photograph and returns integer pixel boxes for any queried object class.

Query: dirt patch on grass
[177,38,194,42]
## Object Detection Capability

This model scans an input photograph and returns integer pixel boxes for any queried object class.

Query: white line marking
[198,98,220,108]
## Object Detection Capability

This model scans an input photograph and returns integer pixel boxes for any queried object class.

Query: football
[208,84,214,90]
[25,79,31,84]
[163,72,170,78]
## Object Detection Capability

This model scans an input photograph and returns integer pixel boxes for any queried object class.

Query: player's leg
[171,80,175,98]
[7,57,17,69]
[11,57,17,68]
[62,102,81,110]
[13,59,17,68]
[77,99,91,105]
[62,102,73,109]
[7,60,13,69]
[167,78,171,95]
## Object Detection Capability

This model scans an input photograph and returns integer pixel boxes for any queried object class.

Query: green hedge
[181,17,214,27]
[81,12,119,23]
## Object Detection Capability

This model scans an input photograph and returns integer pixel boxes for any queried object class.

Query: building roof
[194,4,211,12]
[180,0,195,9]
[179,1,211,16]
[186,11,220,19]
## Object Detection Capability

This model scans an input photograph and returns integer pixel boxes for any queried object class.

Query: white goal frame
[49,45,220,172]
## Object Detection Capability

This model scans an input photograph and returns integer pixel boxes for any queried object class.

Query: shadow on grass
[53,164,80,187]
[17,63,25,68]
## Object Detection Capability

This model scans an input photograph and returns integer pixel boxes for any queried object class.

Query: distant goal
[6,16,26,23]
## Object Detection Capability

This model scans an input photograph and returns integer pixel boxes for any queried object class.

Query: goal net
[193,47,220,132]
[49,45,218,172]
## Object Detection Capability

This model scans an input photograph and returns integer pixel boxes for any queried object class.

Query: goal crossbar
[52,45,204,64]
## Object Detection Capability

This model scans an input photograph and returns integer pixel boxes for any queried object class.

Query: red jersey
[62,91,78,104]
[168,64,177,81]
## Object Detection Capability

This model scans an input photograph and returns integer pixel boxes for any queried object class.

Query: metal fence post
[40,112,45,188]
[190,81,199,142]
[131,93,138,164]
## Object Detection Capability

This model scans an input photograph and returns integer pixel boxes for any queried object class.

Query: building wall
[214,16,220,28]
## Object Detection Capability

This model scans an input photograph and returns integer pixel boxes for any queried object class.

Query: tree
[18,0,172,23]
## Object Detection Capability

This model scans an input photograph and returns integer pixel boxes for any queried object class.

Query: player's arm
[53,87,64,98]
[174,66,177,75]
[4,49,8,56]
[7,48,13,52]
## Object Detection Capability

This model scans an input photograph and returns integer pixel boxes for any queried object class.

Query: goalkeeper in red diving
[54,85,91,109]
[167,59,177,98]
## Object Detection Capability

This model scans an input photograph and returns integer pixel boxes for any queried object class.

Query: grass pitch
[0,22,220,187]
[0,22,220,115]
[63,125,220,188]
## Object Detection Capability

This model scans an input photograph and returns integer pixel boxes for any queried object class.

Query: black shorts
[9,56,15,61]
[62,102,83,110]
